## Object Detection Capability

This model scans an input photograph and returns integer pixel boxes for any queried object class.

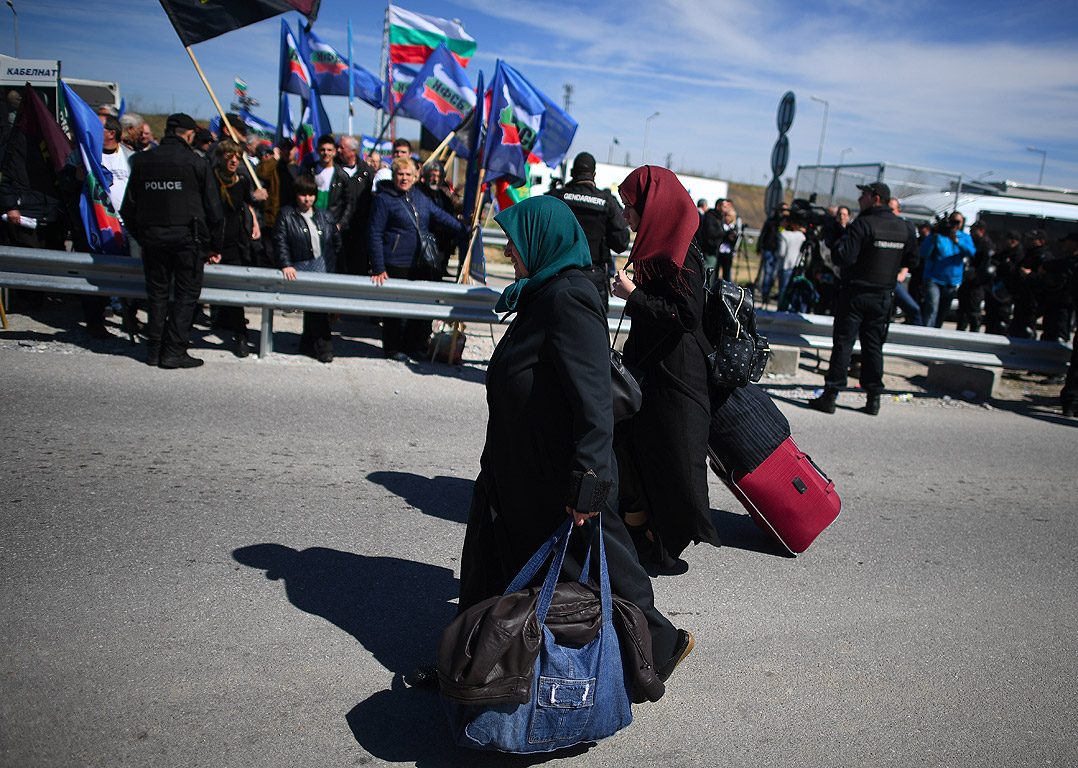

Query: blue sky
[8,0,1078,189]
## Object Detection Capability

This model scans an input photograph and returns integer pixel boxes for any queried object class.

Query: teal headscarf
[494,196,592,314]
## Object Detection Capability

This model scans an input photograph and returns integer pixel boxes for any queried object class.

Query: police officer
[808,182,917,416]
[122,113,224,368]
[546,152,630,309]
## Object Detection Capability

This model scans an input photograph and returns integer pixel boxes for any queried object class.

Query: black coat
[274,205,340,272]
[619,245,719,557]
[457,268,679,666]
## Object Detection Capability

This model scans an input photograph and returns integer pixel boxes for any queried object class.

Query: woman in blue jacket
[920,214,975,327]
[368,157,464,359]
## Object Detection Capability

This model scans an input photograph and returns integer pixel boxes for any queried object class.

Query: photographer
[754,202,788,305]
[920,212,974,328]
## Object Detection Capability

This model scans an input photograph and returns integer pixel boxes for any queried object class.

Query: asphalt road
[1,342,1076,768]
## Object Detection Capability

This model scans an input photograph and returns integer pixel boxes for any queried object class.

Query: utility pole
[560,83,573,180]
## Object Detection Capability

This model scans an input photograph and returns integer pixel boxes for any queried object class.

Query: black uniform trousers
[824,285,893,395]
[142,244,205,360]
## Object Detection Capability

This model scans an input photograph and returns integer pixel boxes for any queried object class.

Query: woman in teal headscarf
[447,196,690,693]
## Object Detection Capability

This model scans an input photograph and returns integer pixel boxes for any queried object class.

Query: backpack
[699,254,770,388]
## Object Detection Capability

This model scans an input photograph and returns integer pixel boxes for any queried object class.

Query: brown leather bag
[438,573,665,706]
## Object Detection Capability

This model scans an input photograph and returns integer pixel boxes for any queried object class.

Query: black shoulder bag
[405,194,441,271]
[610,304,642,422]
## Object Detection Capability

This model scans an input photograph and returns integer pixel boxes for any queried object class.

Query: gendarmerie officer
[546,152,630,309]
[121,113,224,369]
[809,182,917,416]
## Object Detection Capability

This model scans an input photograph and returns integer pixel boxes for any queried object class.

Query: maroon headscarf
[619,165,699,288]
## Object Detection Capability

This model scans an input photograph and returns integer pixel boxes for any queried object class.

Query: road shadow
[231,543,458,674]
[366,471,474,525]
[232,543,467,763]
[710,507,792,558]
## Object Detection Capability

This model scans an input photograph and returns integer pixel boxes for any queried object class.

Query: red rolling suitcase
[709,436,840,555]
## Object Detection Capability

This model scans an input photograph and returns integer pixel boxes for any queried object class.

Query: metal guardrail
[759,310,1070,373]
[0,245,1070,372]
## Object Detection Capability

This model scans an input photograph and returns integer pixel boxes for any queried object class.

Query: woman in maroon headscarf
[612,165,720,573]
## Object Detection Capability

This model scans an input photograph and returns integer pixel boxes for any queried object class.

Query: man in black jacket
[809,182,917,415]
[546,152,630,309]
[303,135,354,256]
[334,134,374,275]
[121,113,224,369]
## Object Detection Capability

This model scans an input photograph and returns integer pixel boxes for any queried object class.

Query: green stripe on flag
[388,25,477,59]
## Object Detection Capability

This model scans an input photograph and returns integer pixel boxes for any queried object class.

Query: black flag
[158,0,321,47]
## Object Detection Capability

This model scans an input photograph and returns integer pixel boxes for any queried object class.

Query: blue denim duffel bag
[440,514,633,753]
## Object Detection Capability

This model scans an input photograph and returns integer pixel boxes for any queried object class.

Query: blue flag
[279,20,313,99]
[361,134,393,156]
[59,82,127,256]
[299,26,383,108]
[481,61,577,186]
[276,91,294,144]
[395,42,475,142]
[239,109,276,146]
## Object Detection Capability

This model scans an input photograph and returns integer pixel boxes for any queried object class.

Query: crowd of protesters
[0,100,468,364]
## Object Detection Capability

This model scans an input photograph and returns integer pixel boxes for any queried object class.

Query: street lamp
[839,147,854,165]
[810,96,829,167]
[643,111,659,165]
[1026,146,1047,185]
[6,2,16,58]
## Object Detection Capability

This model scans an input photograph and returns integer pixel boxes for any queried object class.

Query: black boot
[809,387,838,414]
[862,393,880,416]
[145,341,161,367]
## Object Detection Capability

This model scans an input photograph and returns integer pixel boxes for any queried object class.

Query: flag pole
[377,6,390,136]
[347,18,354,136]
[456,168,487,284]
[184,45,263,191]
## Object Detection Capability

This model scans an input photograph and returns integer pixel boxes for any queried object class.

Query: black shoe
[317,350,333,363]
[862,394,880,416]
[808,388,838,414]
[405,664,440,689]
[657,629,695,683]
[234,335,250,358]
[1063,403,1076,418]
[159,354,204,369]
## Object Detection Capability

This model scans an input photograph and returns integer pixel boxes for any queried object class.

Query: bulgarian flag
[386,5,475,109]
[388,5,476,67]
